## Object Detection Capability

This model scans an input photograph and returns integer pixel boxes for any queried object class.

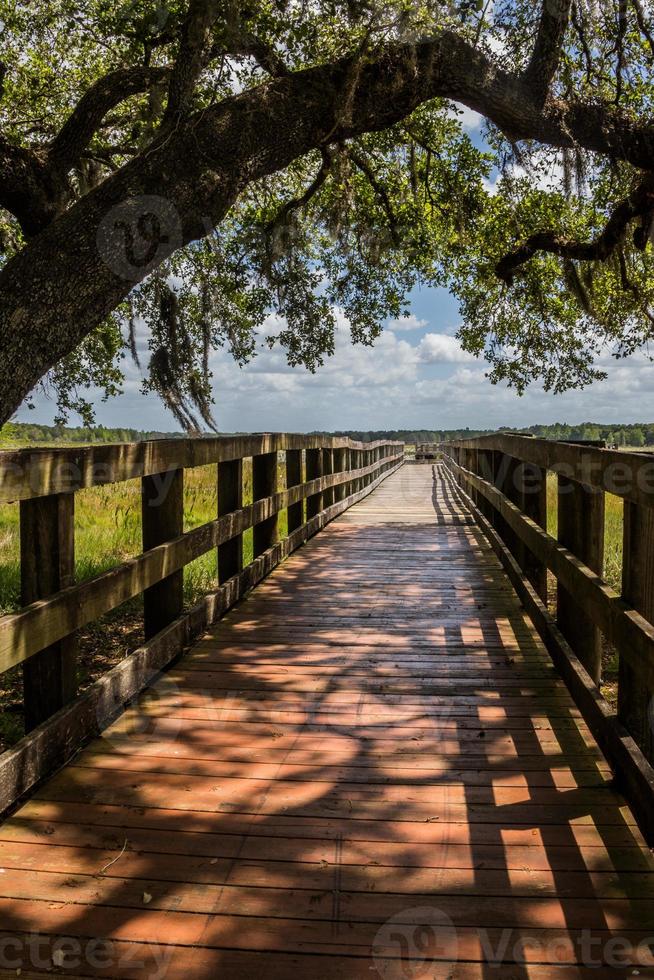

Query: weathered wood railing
[0,433,403,810]
[441,433,654,839]
[415,443,441,460]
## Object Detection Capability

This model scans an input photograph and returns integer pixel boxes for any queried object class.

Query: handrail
[444,454,654,686]
[440,432,654,772]
[0,433,399,502]
[2,434,404,734]
[0,457,388,672]
[443,432,654,510]
[415,443,441,458]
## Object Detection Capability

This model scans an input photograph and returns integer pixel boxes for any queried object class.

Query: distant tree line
[322,428,495,445]
[323,425,654,448]
[0,422,182,446]
[2,422,654,450]
[514,423,653,448]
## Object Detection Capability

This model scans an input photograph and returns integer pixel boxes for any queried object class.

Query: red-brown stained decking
[0,465,653,978]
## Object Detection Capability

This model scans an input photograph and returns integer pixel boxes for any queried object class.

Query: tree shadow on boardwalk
[0,469,652,979]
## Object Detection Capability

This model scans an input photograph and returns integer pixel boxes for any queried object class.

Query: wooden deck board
[1,463,654,977]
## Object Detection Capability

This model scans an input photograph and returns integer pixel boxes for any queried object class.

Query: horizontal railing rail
[443,432,654,511]
[1,434,404,737]
[0,433,397,502]
[440,434,654,841]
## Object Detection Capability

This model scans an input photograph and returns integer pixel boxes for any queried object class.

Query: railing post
[253,451,279,557]
[357,448,364,491]
[142,468,184,641]
[21,493,77,731]
[522,462,548,603]
[557,474,604,683]
[503,455,525,568]
[477,448,494,521]
[620,498,654,761]
[491,450,510,543]
[359,447,366,488]
[352,448,362,494]
[218,458,243,582]
[473,447,482,505]
[322,447,334,508]
[306,447,323,518]
[286,449,303,534]
[333,448,347,503]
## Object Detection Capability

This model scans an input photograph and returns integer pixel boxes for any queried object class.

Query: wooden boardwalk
[1,464,653,978]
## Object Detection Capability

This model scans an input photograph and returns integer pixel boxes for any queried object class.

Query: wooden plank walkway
[1,463,654,978]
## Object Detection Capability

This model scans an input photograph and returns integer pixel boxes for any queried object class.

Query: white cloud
[205,310,421,428]
[388,314,428,332]
[483,171,501,197]
[18,296,654,435]
[417,333,477,364]
[485,153,567,198]
[450,103,484,132]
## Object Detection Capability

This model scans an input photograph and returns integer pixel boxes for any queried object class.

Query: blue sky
[17,112,654,433]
